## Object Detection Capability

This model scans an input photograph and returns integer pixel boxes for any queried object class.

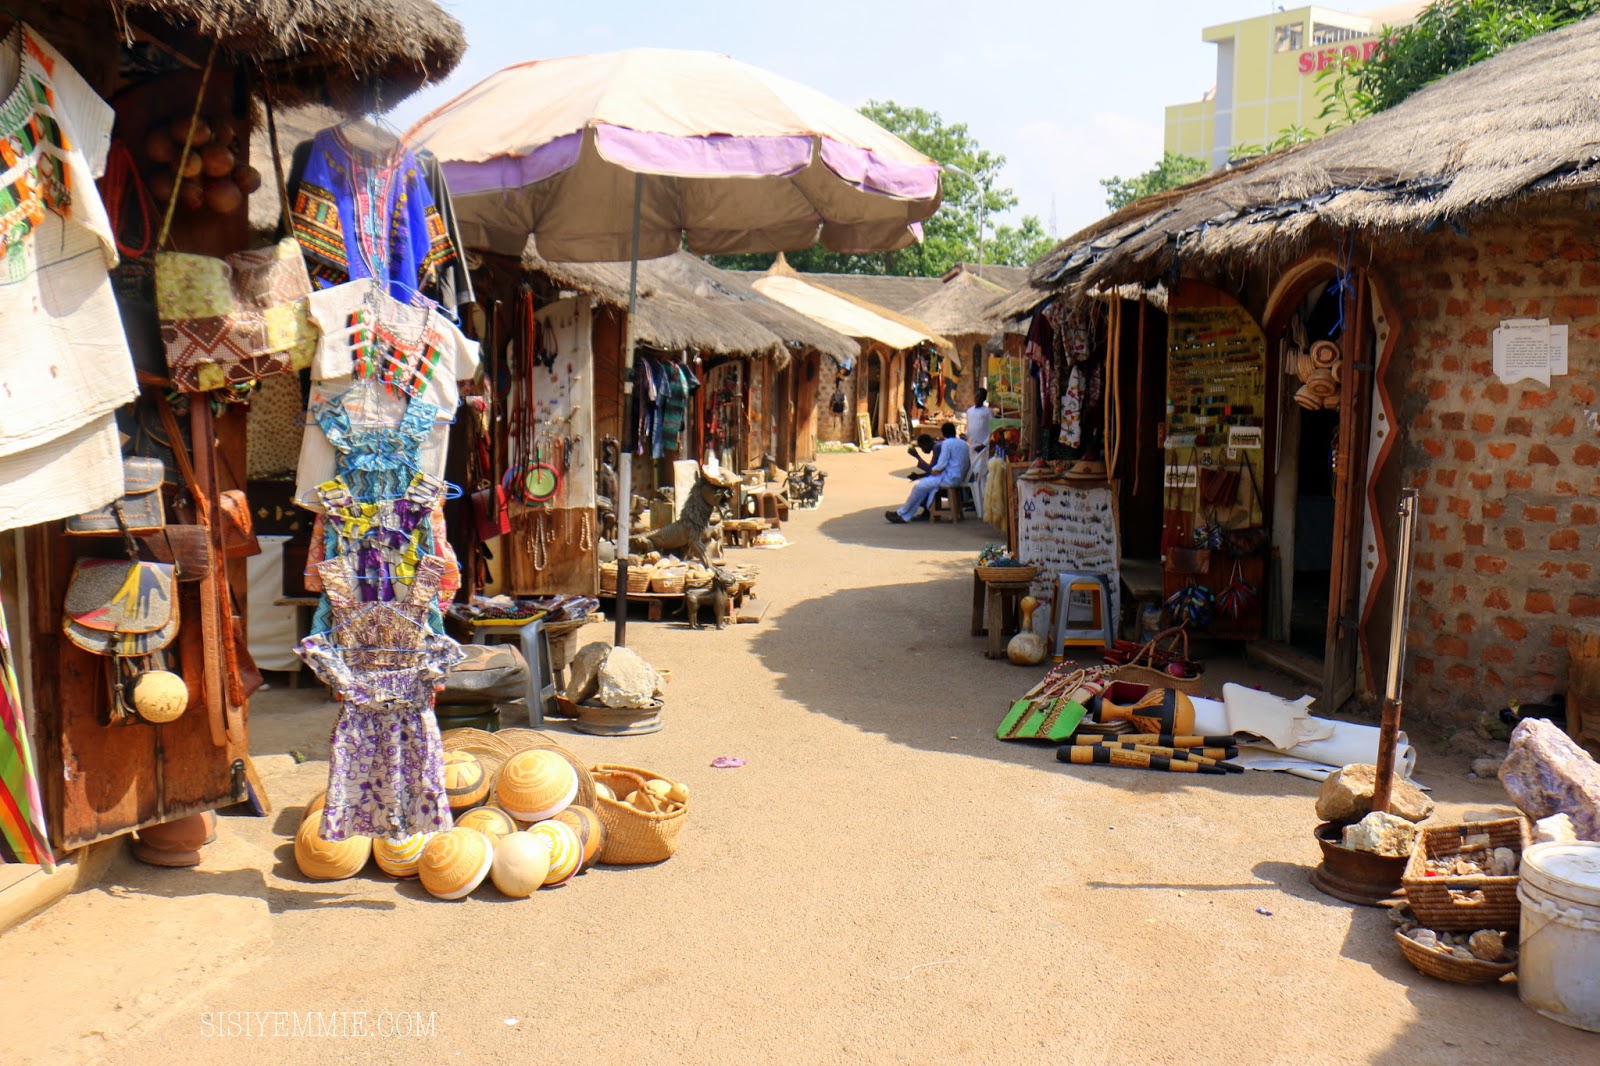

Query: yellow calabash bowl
[443,751,490,812]
[457,806,519,840]
[294,818,371,881]
[528,820,582,886]
[418,828,494,900]
[552,805,606,871]
[496,750,579,823]
[490,831,553,898]
[373,833,432,878]
[301,791,328,824]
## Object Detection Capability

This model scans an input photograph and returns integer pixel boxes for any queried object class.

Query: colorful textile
[0,569,52,870]
[299,554,462,841]
[0,25,135,531]
[291,128,456,301]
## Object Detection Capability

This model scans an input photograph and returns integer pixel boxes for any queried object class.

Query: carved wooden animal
[683,568,740,630]
[631,469,735,566]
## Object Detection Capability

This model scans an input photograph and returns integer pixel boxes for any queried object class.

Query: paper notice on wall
[1493,318,1567,386]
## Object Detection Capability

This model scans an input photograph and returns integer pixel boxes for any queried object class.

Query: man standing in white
[886,422,970,523]
[964,388,994,520]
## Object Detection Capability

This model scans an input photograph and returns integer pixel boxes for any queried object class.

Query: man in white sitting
[965,388,994,520]
[886,422,970,524]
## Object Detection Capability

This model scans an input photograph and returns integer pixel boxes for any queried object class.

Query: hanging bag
[64,457,166,535]
[1224,453,1269,558]
[62,557,184,723]
[154,54,316,394]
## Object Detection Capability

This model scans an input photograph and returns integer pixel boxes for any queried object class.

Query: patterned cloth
[299,554,463,840]
[290,128,456,301]
[0,571,52,870]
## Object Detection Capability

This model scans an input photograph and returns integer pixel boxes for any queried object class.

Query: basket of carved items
[1392,928,1518,984]
[1402,818,1530,931]
[651,568,687,594]
[589,763,688,864]
[1106,627,1203,694]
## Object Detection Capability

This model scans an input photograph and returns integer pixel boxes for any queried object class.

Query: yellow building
[1165,3,1425,167]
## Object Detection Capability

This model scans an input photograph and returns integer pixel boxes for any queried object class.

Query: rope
[101,141,151,258]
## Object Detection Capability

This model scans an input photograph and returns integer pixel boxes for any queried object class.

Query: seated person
[886,422,970,524]
[907,434,937,479]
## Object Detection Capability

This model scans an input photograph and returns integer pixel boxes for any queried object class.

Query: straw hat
[528,820,582,886]
[457,805,519,840]
[552,805,606,871]
[373,833,432,878]
[496,749,579,822]
[490,831,553,898]
[443,751,491,811]
[418,828,494,900]
[294,818,371,881]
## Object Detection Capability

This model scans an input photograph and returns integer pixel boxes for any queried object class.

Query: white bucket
[1518,841,1600,1032]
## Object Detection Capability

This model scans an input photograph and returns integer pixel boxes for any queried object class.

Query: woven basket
[684,569,712,589]
[1393,929,1516,984]
[599,563,619,594]
[977,564,1037,585]
[651,570,686,594]
[589,763,688,864]
[1110,628,1203,694]
[626,567,652,594]
[1402,818,1529,931]
[493,728,598,810]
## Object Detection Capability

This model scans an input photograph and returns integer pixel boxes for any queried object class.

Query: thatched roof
[523,245,794,364]
[731,265,941,312]
[642,254,859,364]
[996,13,1600,316]
[943,262,1030,290]
[110,0,465,107]
[902,270,1022,338]
[761,255,954,357]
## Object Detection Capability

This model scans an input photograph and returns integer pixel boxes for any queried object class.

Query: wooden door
[1322,274,1375,711]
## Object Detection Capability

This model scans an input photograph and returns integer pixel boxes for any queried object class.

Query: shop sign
[1299,39,1380,73]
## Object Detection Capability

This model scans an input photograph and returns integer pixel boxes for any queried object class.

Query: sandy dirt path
[2,447,1591,1065]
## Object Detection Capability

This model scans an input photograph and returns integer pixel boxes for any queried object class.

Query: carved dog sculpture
[631,467,738,566]
[683,567,740,630]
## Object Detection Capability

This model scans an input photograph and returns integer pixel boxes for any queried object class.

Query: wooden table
[970,571,1033,660]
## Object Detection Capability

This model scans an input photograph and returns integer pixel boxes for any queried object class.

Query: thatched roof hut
[902,269,1022,338]
[757,254,956,360]
[523,246,795,364]
[110,0,465,106]
[995,13,1600,317]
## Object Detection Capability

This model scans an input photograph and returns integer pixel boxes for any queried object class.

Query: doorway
[865,351,883,436]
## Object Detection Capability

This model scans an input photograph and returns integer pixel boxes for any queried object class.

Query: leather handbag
[63,559,178,658]
[144,524,213,581]
[219,489,261,558]
[473,483,513,540]
[65,458,166,535]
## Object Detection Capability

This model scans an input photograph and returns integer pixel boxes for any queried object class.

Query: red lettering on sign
[1317,48,1336,71]
[1299,52,1315,74]
[1364,40,1380,61]
[1342,44,1360,60]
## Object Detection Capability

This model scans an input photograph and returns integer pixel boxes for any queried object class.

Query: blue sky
[395,1,1277,238]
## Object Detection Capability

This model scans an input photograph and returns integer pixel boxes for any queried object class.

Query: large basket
[1393,929,1516,985]
[491,728,599,810]
[977,564,1037,585]
[651,569,686,594]
[599,563,619,594]
[1402,818,1529,931]
[1109,628,1203,695]
[626,567,652,594]
[589,763,688,864]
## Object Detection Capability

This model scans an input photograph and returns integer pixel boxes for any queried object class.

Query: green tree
[710,100,1046,277]
[1318,0,1600,123]
[1099,152,1208,211]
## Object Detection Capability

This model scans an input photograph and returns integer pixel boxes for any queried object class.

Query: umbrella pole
[614,173,644,647]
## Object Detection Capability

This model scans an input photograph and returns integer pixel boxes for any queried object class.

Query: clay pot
[132,812,212,867]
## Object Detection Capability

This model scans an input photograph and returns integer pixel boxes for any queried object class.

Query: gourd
[1006,596,1048,666]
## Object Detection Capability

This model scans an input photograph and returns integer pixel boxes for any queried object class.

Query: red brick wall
[1381,191,1600,723]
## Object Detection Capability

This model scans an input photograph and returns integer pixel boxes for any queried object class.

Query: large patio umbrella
[408,48,944,633]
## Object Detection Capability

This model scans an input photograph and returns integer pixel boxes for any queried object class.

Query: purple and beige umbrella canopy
[407,48,944,261]
[409,49,944,639]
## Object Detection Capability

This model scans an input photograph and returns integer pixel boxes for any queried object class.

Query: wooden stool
[972,571,1032,659]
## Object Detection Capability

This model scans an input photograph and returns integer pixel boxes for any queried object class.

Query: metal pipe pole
[613,173,643,648]
[1372,487,1419,814]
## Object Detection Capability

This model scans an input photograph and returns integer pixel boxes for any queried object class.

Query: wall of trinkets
[1160,282,1270,640]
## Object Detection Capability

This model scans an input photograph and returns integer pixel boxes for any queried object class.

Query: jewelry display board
[1016,477,1120,639]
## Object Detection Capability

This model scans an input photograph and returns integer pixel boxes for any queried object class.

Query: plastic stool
[931,485,974,523]
[472,618,557,725]
[1052,571,1116,659]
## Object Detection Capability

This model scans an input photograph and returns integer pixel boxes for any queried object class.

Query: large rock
[1341,810,1419,857]
[565,641,611,703]
[1316,763,1435,824]
[1499,719,1600,841]
[597,646,661,710]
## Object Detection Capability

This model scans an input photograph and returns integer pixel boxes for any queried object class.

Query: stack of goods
[287,124,478,849]
[292,729,690,895]
[1290,339,1342,410]
[563,643,666,735]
